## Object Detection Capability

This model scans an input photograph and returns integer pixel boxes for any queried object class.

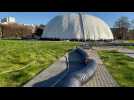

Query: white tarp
[42,14,114,40]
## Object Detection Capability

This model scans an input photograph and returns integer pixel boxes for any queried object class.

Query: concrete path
[24,49,87,87]
[54,50,87,87]
[95,46,134,58]
[83,49,119,87]
[24,47,120,87]
[114,47,134,58]
[83,46,134,87]
[24,55,68,87]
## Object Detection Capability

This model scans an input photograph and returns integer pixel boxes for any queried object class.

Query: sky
[1,12,134,27]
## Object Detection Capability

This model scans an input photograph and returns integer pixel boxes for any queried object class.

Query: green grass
[98,50,134,87]
[0,40,78,87]
[126,40,134,43]
[125,46,134,50]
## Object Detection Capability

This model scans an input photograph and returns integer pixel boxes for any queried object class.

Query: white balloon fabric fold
[42,14,114,40]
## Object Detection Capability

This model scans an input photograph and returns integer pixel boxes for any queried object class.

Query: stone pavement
[24,55,68,87]
[83,49,119,87]
[95,46,134,58]
[84,46,134,87]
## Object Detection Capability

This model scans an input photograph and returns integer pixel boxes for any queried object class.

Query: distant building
[1,17,16,24]
[111,28,134,40]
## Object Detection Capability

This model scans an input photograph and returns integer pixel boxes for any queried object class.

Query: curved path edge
[23,54,68,87]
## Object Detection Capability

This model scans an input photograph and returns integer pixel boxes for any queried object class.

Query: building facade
[111,28,134,40]
[1,17,16,24]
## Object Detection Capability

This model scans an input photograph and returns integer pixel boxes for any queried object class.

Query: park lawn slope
[0,40,78,87]
[98,50,134,87]
[126,46,134,50]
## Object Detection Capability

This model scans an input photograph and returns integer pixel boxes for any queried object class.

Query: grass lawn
[98,50,134,87]
[124,40,134,50]
[0,40,78,87]
[125,46,134,50]
[126,40,134,43]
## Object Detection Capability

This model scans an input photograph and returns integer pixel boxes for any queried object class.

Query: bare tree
[130,19,134,33]
[114,16,130,40]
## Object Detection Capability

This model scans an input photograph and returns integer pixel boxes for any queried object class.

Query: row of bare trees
[0,23,35,39]
[113,16,134,40]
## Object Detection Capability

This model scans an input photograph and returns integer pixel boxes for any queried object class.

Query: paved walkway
[24,50,87,87]
[24,55,68,87]
[24,47,120,87]
[83,46,134,87]
[83,49,119,87]
[95,46,134,58]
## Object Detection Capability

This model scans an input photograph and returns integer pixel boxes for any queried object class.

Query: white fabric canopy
[42,14,113,40]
